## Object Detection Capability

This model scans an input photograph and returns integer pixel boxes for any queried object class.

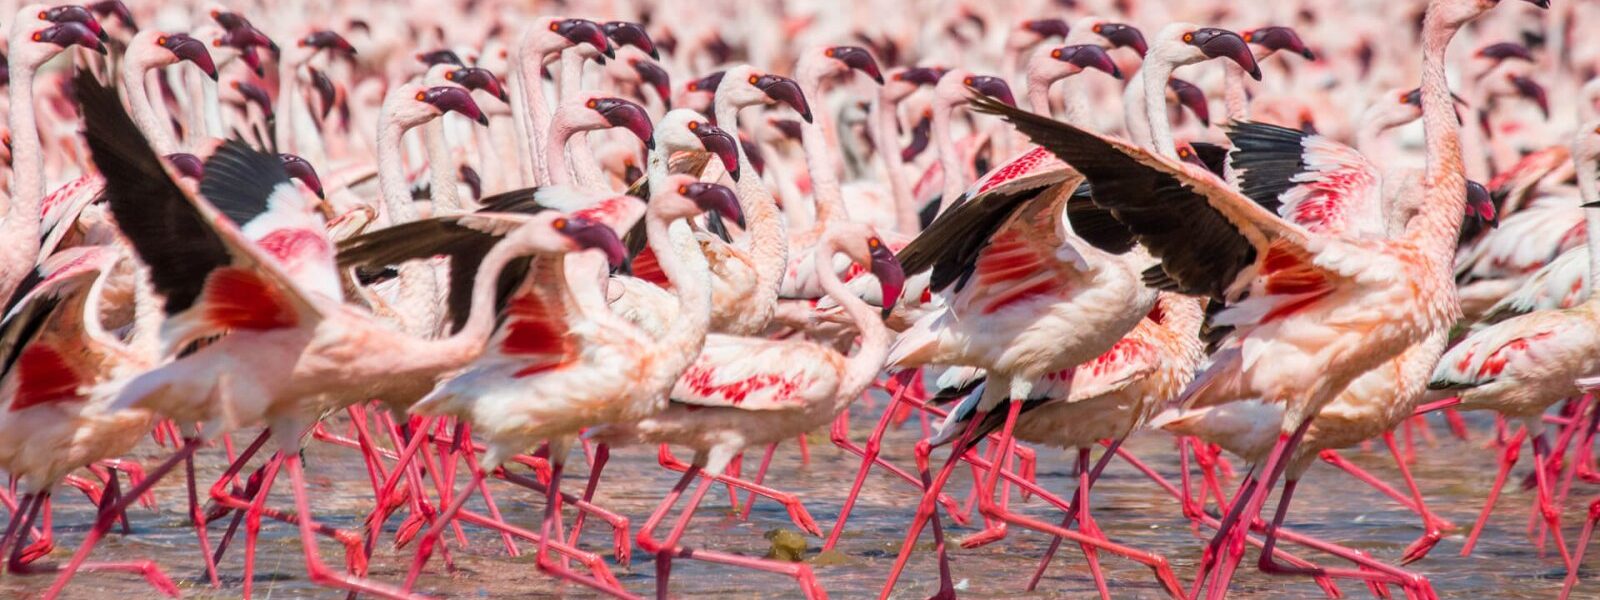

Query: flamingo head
[1166,78,1210,127]
[626,54,672,108]
[563,94,655,149]
[544,17,612,59]
[549,214,626,268]
[227,80,273,117]
[417,49,464,67]
[942,69,1015,108]
[657,175,743,228]
[1038,44,1122,82]
[1182,27,1260,80]
[165,153,205,180]
[298,30,357,60]
[824,46,885,85]
[87,1,134,32]
[1476,42,1535,65]
[1088,21,1147,57]
[212,10,277,55]
[149,32,218,80]
[1243,26,1316,61]
[604,21,657,59]
[396,84,488,127]
[278,153,324,199]
[1014,18,1071,49]
[1465,180,1498,228]
[446,67,510,104]
[690,118,742,181]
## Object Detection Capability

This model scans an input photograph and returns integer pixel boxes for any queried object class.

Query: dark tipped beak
[234,81,274,117]
[968,75,1017,108]
[309,69,335,120]
[1520,0,1550,9]
[220,23,275,56]
[832,46,885,85]
[1060,45,1122,79]
[1467,181,1499,226]
[685,183,744,228]
[38,23,105,54]
[688,71,725,94]
[167,36,218,80]
[1176,146,1206,168]
[279,154,324,199]
[870,242,905,318]
[565,217,627,268]
[562,19,613,59]
[1023,18,1071,41]
[449,67,510,104]
[632,60,672,108]
[1245,26,1315,62]
[1099,23,1148,57]
[460,165,482,200]
[596,98,655,149]
[1476,42,1535,63]
[424,86,488,125]
[418,49,464,67]
[164,153,204,180]
[755,75,813,123]
[895,67,944,86]
[1168,78,1210,127]
[741,136,766,177]
[604,21,658,60]
[694,123,741,181]
[302,30,356,57]
[239,45,266,76]
[1194,29,1261,80]
[901,113,932,162]
[772,119,804,141]
[89,0,135,31]
[1510,75,1550,118]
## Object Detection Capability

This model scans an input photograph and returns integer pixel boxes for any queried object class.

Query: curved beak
[164,153,205,180]
[235,44,266,76]
[278,154,325,199]
[895,66,944,86]
[901,112,932,162]
[684,182,744,229]
[741,136,766,177]
[831,46,885,85]
[1191,28,1261,80]
[88,0,136,31]
[687,71,725,94]
[1509,74,1550,118]
[632,60,672,108]
[218,18,276,56]
[1520,0,1550,9]
[302,30,357,58]
[1167,78,1210,127]
[423,86,488,125]
[1466,181,1498,227]
[1058,45,1122,79]
[45,6,106,42]
[165,34,218,80]
[562,216,627,268]
[604,21,658,59]
[309,68,336,121]
[1097,23,1148,57]
[1,54,10,88]
[869,240,905,319]
[1245,26,1315,61]
[967,75,1017,108]
[232,80,274,118]
[754,74,813,123]
[772,119,804,141]
[594,98,655,150]
[1023,18,1071,41]
[693,123,741,181]
[418,49,464,67]
[559,19,613,59]
[1476,42,1535,64]
[460,165,483,200]
[37,22,105,54]
[449,67,510,103]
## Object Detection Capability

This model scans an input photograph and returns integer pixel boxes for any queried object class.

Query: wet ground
[3,397,1592,599]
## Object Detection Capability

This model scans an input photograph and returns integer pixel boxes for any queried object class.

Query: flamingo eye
[963,77,973,85]
[553,218,568,230]
[445,71,455,80]
[415,91,427,101]
[158,36,168,46]
[824,48,834,57]
[37,11,46,19]
[868,237,881,248]
[1093,24,1103,33]
[1183,33,1195,43]
[1051,49,1062,59]
[748,75,759,85]
[31,32,41,42]
[213,38,222,47]
[678,185,689,194]
[586,99,598,109]
[549,22,560,32]
[1243,32,1254,43]
[687,121,699,130]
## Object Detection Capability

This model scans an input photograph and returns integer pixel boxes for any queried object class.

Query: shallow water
[2,397,1589,599]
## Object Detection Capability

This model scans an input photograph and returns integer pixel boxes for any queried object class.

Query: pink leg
[240,453,284,599]
[739,443,779,522]
[1462,426,1527,558]
[878,417,983,600]
[1531,431,1575,570]
[280,453,423,599]
[1561,497,1600,600]
[1204,417,1316,600]
[1383,432,1454,564]
[658,446,820,536]
[1255,479,1436,599]
[1444,409,1471,441]
[1025,440,1120,588]
[566,444,627,565]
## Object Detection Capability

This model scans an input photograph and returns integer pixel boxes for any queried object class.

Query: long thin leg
[1384,432,1452,564]
[658,446,820,535]
[1025,439,1121,586]
[1255,479,1437,599]
[739,443,779,521]
[1205,417,1315,600]
[878,412,989,600]
[282,453,420,599]
[1561,497,1600,600]
[185,450,222,587]
[1463,426,1527,557]
[1531,430,1575,570]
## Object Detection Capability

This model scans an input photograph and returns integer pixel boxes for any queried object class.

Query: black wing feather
[1225,121,1310,214]
[200,139,290,227]
[1065,182,1137,254]
[896,184,1048,294]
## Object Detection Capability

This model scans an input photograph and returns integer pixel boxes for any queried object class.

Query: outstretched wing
[1228,121,1384,237]
[669,335,843,411]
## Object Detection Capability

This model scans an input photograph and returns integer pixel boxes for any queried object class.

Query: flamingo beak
[1467,181,1498,227]
[604,21,658,60]
[967,75,1017,108]
[831,46,885,85]
[1168,78,1211,127]
[693,123,741,182]
[562,217,627,268]
[869,240,905,319]
[755,74,813,123]
[1059,45,1122,79]
[684,182,744,229]
[279,153,325,199]
[45,6,106,42]
[1520,0,1550,9]
[309,69,336,120]
[449,67,510,103]
[1023,18,1071,41]
[594,98,655,150]
[164,153,205,180]
[559,19,613,60]
[632,60,672,108]
[1097,23,1148,57]
[302,30,357,58]
[1509,74,1550,118]
[233,80,274,118]
[895,67,944,86]
[418,49,464,67]
[36,22,105,54]
[1190,28,1261,80]
[89,0,136,32]
[423,86,488,125]
[164,34,218,80]
[1245,26,1316,61]
[901,113,932,162]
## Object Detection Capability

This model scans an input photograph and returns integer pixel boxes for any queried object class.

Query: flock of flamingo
[7,0,1600,597]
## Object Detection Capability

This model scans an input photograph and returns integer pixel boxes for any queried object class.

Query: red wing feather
[11,345,82,411]
[201,268,300,330]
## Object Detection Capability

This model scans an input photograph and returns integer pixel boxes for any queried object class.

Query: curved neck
[1404,9,1469,264]
[875,94,917,233]
[122,60,176,153]
[275,59,298,154]
[200,70,224,143]
[716,94,790,299]
[798,72,846,223]
[814,242,891,409]
[517,46,555,186]
[544,115,576,187]
[412,238,526,364]
[376,113,419,225]
[424,120,461,211]
[1026,74,1054,115]
[646,211,713,380]
[7,65,42,217]
[933,102,964,211]
[1142,61,1177,157]
[1224,60,1250,122]
[1122,72,1152,147]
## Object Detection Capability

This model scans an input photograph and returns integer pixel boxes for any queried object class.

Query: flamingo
[973,2,1535,597]
[1429,121,1600,571]
[588,220,904,600]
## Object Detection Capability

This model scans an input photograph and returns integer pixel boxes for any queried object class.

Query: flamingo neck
[1141,61,1177,157]
[875,93,917,233]
[544,114,577,187]
[1026,73,1055,115]
[516,46,556,186]
[798,69,846,223]
[814,242,891,411]
[1224,60,1250,122]
[1122,71,1152,147]
[199,69,224,143]
[558,50,606,190]
[646,210,713,384]
[376,114,420,225]
[6,65,42,219]
[1405,9,1469,266]
[716,94,790,301]
[415,235,525,366]
[1577,156,1600,295]
[121,59,176,153]
[933,101,964,211]
[275,58,298,154]
[423,120,462,212]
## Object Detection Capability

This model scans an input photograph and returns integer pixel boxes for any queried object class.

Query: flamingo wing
[1482,246,1590,323]
[971,94,1317,302]
[0,248,117,383]
[1227,121,1384,237]
[1429,313,1569,389]
[669,335,842,411]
